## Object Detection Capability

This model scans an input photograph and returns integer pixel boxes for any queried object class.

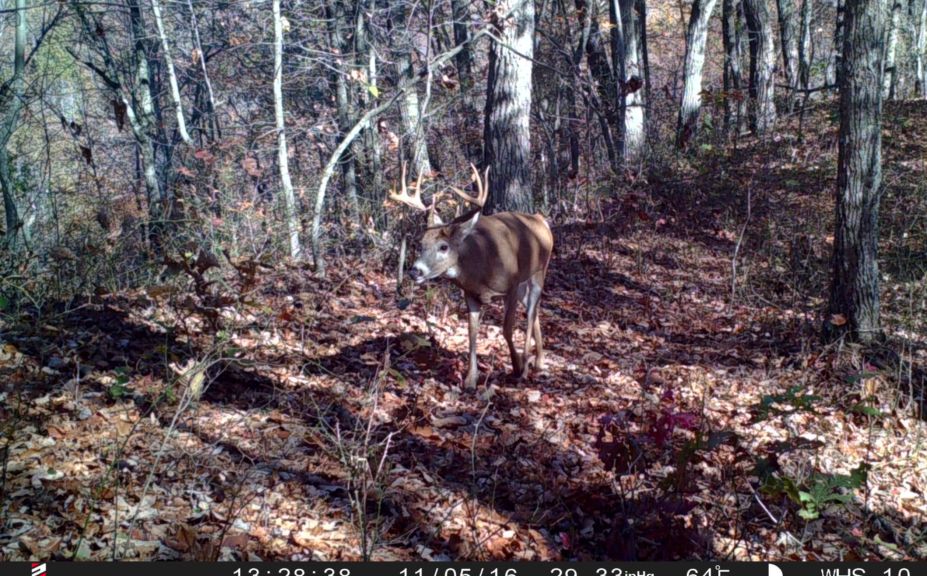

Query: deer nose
[408,266,422,281]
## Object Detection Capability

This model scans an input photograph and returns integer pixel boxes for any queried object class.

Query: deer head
[401,164,489,284]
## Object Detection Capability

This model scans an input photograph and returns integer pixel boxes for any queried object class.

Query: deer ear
[454,209,480,239]
[427,204,443,226]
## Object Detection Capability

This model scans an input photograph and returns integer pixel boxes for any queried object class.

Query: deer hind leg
[503,289,523,376]
[520,276,543,379]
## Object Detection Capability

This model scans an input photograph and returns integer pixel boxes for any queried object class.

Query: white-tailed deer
[390,164,554,388]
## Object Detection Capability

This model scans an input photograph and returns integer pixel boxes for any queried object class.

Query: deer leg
[464,294,481,389]
[503,289,522,376]
[532,271,546,371]
[520,278,543,379]
[533,315,544,370]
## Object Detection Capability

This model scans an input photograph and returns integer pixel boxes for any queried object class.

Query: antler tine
[449,163,489,209]
[388,161,429,211]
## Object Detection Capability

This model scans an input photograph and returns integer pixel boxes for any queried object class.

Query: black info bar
[8,562,924,576]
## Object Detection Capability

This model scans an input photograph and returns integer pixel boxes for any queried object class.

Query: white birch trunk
[273,0,302,259]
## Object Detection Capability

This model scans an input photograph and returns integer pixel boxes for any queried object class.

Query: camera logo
[31,563,47,576]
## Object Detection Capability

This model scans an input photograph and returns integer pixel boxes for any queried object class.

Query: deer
[390,163,554,388]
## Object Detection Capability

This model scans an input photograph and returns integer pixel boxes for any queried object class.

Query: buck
[390,164,554,388]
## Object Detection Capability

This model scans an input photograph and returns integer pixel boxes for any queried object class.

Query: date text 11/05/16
[399,569,655,576]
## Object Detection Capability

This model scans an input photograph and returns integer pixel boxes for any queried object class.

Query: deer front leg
[464,294,481,388]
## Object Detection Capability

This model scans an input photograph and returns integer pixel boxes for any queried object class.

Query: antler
[388,162,429,212]
[449,163,489,210]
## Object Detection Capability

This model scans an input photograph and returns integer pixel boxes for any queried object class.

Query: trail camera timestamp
[233,569,352,576]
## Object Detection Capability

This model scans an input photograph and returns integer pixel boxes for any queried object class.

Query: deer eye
[438,243,449,252]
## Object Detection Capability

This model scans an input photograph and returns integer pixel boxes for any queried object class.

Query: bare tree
[151,0,192,144]
[831,0,847,87]
[743,0,777,134]
[676,0,719,148]
[798,0,813,92]
[393,1,433,179]
[723,0,747,131]
[621,0,646,159]
[829,0,887,344]
[326,0,361,225]
[575,0,619,166]
[884,0,903,99]
[916,0,927,96]
[0,0,28,246]
[451,0,481,164]
[775,0,800,99]
[273,0,301,259]
[483,0,535,213]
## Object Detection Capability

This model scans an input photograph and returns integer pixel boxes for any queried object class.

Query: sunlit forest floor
[2,102,926,561]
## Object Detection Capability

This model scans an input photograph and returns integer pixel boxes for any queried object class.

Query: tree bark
[273,0,301,259]
[798,0,813,92]
[829,0,886,344]
[575,0,619,166]
[831,0,847,88]
[775,0,800,97]
[917,0,927,96]
[884,0,902,99]
[621,0,645,160]
[638,0,651,135]
[326,0,361,225]
[608,0,627,158]
[451,0,481,164]
[151,0,192,144]
[743,0,777,134]
[393,2,433,179]
[0,0,27,246]
[356,0,383,204]
[482,0,535,214]
[676,0,719,148]
[722,0,747,131]
[126,0,169,247]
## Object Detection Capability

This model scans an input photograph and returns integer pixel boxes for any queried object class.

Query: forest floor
[2,102,927,562]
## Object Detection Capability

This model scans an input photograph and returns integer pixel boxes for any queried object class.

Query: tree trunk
[831,0,847,88]
[0,0,26,247]
[575,0,619,166]
[326,0,361,225]
[722,0,747,131]
[918,0,927,96]
[638,0,651,135]
[482,0,535,214]
[621,0,645,160]
[743,0,777,134]
[676,0,719,148]
[127,0,169,247]
[356,0,383,205]
[829,0,886,344]
[273,0,301,259]
[608,0,627,158]
[884,0,903,99]
[451,0,481,163]
[151,0,192,144]
[775,0,800,97]
[798,0,813,92]
[394,3,433,179]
